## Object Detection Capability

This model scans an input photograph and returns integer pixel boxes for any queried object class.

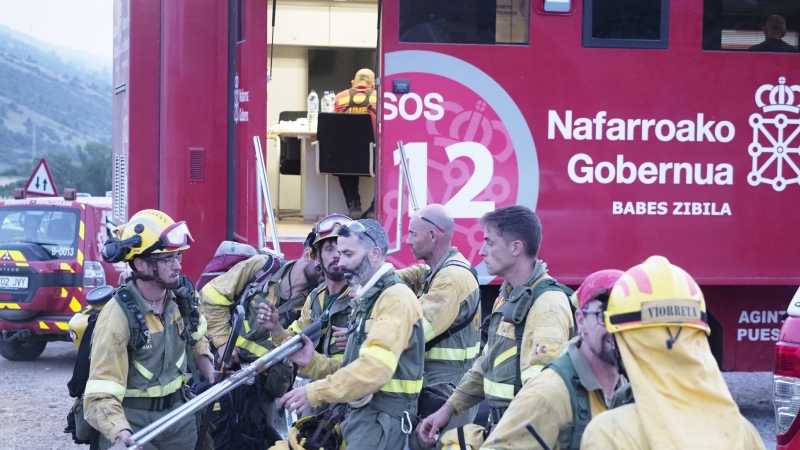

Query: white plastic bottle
[321,91,331,113]
[307,89,319,131]
[326,91,336,112]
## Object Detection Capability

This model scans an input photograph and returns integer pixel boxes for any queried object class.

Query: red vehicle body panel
[0,198,121,336]
[113,0,264,280]
[115,1,799,371]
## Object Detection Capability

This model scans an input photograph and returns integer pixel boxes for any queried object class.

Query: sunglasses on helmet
[342,220,378,247]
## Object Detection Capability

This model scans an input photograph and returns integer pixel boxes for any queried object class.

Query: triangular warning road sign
[24,158,59,197]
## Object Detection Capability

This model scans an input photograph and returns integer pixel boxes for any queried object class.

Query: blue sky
[0,0,112,61]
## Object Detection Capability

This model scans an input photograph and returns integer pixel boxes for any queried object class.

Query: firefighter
[333,68,377,220]
[419,205,574,445]
[83,209,216,450]
[479,269,627,450]
[259,214,353,362]
[273,219,425,450]
[579,256,765,450]
[200,236,321,436]
[394,204,481,449]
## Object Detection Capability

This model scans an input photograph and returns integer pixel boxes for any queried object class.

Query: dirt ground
[0,342,778,449]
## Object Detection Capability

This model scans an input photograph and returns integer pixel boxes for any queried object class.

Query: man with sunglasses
[85,209,216,450]
[419,206,574,446]
[479,270,626,450]
[277,219,426,450]
[200,235,321,439]
[393,205,481,449]
[259,214,354,363]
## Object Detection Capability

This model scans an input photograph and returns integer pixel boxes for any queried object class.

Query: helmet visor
[162,221,193,250]
[314,214,351,243]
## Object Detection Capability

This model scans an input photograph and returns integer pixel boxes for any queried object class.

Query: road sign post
[24,158,59,197]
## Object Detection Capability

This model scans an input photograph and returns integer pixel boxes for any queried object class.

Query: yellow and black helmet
[605,255,709,335]
[102,209,192,263]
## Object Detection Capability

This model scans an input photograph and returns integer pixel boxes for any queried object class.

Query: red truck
[774,288,800,449]
[0,191,123,361]
[113,0,800,372]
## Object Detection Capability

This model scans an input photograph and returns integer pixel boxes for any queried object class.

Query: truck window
[399,0,530,45]
[583,0,669,49]
[0,208,80,259]
[702,0,799,53]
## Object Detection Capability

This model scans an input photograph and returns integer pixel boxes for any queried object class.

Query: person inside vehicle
[748,15,799,53]
[480,269,628,450]
[333,68,377,220]
[579,256,765,450]
[418,205,574,446]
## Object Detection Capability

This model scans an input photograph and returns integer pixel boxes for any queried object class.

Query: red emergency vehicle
[113,0,800,371]
[0,191,122,360]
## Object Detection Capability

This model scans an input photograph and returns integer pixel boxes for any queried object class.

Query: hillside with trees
[0,25,111,196]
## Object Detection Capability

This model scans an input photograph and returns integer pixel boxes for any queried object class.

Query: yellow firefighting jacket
[273,283,352,361]
[579,327,765,450]
[396,248,481,385]
[202,257,308,361]
[83,282,213,442]
[481,340,624,450]
[299,265,424,409]
[446,264,573,415]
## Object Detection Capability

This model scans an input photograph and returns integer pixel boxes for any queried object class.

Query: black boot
[348,200,362,219]
[361,200,375,219]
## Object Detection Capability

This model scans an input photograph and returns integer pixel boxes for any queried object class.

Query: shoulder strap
[442,259,478,282]
[508,277,575,393]
[115,288,150,351]
[355,273,404,347]
[423,260,479,352]
[544,354,591,450]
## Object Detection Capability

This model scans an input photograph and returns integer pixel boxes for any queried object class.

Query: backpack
[196,241,261,291]
[64,283,202,445]
[542,353,591,450]
[503,277,575,396]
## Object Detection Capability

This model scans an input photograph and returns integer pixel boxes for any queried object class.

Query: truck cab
[775,287,800,449]
[0,190,122,361]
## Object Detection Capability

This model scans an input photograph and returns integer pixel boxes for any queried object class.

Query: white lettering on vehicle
[548,110,736,143]
[736,310,784,342]
[611,201,732,216]
[383,93,444,122]
[568,154,733,186]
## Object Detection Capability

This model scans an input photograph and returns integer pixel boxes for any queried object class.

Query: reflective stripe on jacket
[84,282,213,442]
[447,263,573,414]
[201,257,309,362]
[302,267,425,419]
[396,248,480,385]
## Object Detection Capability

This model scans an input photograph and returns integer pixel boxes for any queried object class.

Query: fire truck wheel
[0,339,47,361]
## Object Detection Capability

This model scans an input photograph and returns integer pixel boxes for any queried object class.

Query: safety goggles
[419,216,445,233]
[161,221,194,250]
[314,214,352,242]
[342,220,377,247]
[151,252,183,267]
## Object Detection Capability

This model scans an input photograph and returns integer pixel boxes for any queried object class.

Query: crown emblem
[755,77,800,114]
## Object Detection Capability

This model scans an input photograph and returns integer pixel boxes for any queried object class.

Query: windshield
[0,207,80,259]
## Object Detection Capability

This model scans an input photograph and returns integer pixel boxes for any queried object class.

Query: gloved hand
[175,274,196,300]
